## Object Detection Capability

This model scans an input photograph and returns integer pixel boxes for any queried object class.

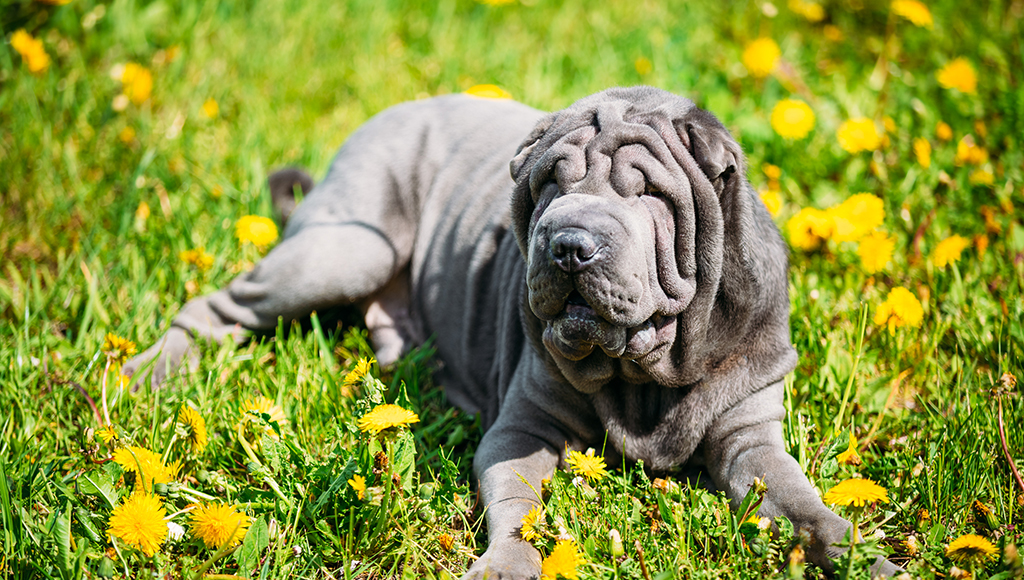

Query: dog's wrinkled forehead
[510,86,742,202]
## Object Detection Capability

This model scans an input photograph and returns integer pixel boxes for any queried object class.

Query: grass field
[2,0,1023,578]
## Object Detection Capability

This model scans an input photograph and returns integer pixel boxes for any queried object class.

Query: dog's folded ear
[677,111,742,197]
[510,112,558,183]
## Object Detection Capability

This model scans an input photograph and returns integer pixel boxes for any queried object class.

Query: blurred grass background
[1,0,1023,578]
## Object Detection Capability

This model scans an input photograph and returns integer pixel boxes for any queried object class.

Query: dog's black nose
[549,228,598,272]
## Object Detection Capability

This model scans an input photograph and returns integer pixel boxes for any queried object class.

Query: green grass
[2,0,1023,578]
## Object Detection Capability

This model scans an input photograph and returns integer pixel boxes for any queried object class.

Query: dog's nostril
[549,228,598,272]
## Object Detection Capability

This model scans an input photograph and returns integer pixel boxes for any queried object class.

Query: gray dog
[126,86,897,578]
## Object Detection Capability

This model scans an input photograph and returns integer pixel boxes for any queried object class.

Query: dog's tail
[268,167,314,227]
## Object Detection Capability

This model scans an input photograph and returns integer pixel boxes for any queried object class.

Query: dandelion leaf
[235,516,270,577]
[78,470,120,510]
[393,428,416,492]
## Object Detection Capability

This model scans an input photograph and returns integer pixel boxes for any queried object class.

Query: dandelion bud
[97,557,115,578]
[268,518,280,541]
[1004,543,1021,569]
[292,545,303,557]
[609,528,624,558]
[166,521,185,541]
[153,483,169,496]
[418,483,435,501]
[949,565,971,579]
[752,477,768,495]
[787,544,806,580]
[904,535,920,556]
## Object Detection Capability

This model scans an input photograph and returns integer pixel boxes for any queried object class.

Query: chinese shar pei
[126,86,898,578]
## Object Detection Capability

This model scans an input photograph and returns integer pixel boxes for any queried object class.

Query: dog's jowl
[126,86,899,578]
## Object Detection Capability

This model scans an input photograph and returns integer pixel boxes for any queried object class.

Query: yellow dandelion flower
[112,446,179,491]
[476,0,516,5]
[202,98,219,119]
[179,247,214,272]
[857,231,895,274]
[936,121,953,141]
[828,193,885,243]
[823,25,844,42]
[121,63,153,105]
[763,164,782,180]
[932,235,970,268]
[107,492,167,556]
[913,138,931,168]
[787,207,833,251]
[135,201,151,224]
[565,448,608,481]
[634,56,653,76]
[358,403,419,435]
[823,478,889,507]
[946,534,998,564]
[771,99,816,140]
[788,0,826,22]
[177,407,208,454]
[837,432,862,466]
[188,502,251,549]
[760,189,782,217]
[837,118,883,154]
[969,169,994,186]
[955,136,988,165]
[118,126,136,144]
[238,396,288,441]
[873,287,924,335]
[520,505,544,542]
[937,58,977,94]
[97,424,119,444]
[742,38,781,79]
[349,474,366,500]
[891,0,933,27]
[342,357,376,387]
[439,532,456,552]
[11,30,51,74]
[542,539,585,580]
[103,333,138,367]
[235,215,279,247]
[464,84,513,100]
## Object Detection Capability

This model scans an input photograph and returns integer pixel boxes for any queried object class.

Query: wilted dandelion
[857,231,895,274]
[937,58,977,94]
[788,0,825,21]
[520,505,544,541]
[177,407,208,454]
[11,29,50,74]
[837,432,862,466]
[946,534,998,565]
[349,474,366,500]
[771,99,816,139]
[837,118,882,153]
[541,539,585,580]
[913,138,931,168]
[464,84,513,99]
[873,287,924,334]
[742,38,781,78]
[179,247,214,271]
[357,403,420,436]
[235,215,279,247]
[975,235,989,258]
[787,207,833,250]
[891,0,933,27]
[202,98,219,119]
[189,502,251,549]
[828,193,884,243]
[107,492,167,556]
[932,235,970,268]
[121,63,153,105]
[439,532,456,552]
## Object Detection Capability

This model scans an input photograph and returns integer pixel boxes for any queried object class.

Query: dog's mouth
[541,290,674,362]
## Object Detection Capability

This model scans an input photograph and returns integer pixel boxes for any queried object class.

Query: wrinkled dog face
[510,87,747,393]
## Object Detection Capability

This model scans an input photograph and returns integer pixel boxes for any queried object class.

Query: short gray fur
[125,87,899,578]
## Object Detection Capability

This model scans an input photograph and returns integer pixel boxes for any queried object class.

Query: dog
[125,86,899,578]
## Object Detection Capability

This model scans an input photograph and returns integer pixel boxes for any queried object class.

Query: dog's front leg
[703,380,901,577]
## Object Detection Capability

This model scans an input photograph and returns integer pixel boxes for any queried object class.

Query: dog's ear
[510,112,558,182]
[678,112,742,197]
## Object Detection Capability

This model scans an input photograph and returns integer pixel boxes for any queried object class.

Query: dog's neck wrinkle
[591,383,689,462]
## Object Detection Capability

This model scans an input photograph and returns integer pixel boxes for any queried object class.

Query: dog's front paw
[462,540,542,580]
[123,327,198,390]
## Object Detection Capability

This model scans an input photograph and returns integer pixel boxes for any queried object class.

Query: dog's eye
[644,184,662,197]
